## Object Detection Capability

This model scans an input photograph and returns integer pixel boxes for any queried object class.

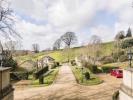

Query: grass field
[15,41,114,64]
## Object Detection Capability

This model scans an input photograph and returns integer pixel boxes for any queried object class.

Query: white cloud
[7,0,133,50]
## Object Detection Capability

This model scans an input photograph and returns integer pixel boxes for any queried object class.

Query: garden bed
[71,66,103,85]
[31,67,59,86]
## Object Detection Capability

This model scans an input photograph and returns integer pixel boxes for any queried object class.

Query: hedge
[10,72,29,80]
[33,66,48,79]
[102,66,119,73]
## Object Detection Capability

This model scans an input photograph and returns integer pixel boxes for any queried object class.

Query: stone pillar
[0,67,14,100]
[119,68,133,100]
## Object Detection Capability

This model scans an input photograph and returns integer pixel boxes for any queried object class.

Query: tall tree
[0,0,20,39]
[32,43,40,53]
[60,32,77,62]
[89,35,102,65]
[53,38,61,50]
[61,32,77,48]
[126,27,132,38]
[115,31,125,40]
[114,31,125,62]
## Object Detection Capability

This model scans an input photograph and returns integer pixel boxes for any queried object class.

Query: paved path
[14,65,122,100]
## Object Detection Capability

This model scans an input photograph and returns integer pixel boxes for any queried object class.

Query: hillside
[15,41,114,64]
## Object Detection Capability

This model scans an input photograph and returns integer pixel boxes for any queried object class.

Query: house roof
[42,56,55,61]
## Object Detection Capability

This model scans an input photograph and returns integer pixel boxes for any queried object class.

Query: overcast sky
[8,0,133,50]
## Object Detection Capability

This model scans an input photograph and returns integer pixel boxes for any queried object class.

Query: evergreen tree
[126,27,132,38]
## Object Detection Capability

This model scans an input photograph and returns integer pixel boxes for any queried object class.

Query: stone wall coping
[0,67,11,72]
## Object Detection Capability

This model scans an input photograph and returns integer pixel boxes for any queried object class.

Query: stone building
[0,67,14,100]
[38,56,55,69]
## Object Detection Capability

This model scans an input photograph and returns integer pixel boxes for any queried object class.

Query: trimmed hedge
[84,72,90,80]
[33,66,48,79]
[39,76,44,84]
[102,66,119,73]
[10,72,29,80]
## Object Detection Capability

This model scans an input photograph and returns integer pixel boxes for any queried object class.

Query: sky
[6,0,133,50]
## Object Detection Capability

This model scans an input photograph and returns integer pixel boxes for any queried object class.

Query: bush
[121,37,133,49]
[39,76,44,84]
[2,56,18,70]
[10,72,29,80]
[112,91,119,100]
[84,72,90,80]
[81,61,91,68]
[102,66,119,73]
[112,51,125,62]
[71,60,76,66]
[100,56,114,64]
[33,66,48,79]
[56,62,60,66]
[119,55,128,62]
[89,65,98,73]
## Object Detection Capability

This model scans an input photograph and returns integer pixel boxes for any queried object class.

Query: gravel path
[14,65,122,100]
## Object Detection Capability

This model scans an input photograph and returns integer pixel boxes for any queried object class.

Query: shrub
[121,37,133,49]
[33,66,48,79]
[119,55,128,62]
[71,60,76,66]
[102,66,119,73]
[10,72,29,80]
[39,76,44,84]
[56,62,60,66]
[89,65,98,73]
[112,51,125,62]
[81,61,91,68]
[100,56,114,64]
[2,56,18,70]
[112,91,119,100]
[84,72,90,80]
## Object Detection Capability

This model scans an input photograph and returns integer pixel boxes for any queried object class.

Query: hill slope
[15,41,114,64]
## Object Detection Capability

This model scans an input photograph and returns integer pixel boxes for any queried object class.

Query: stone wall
[119,68,133,100]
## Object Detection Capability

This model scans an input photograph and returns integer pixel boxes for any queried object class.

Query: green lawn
[31,67,59,86]
[102,61,129,68]
[71,66,103,85]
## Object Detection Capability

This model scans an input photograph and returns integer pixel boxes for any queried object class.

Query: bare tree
[53,38,61,50]
[61,32,77,48]
[60,32,77,62]
[89,35,102,65]
[0,0,20,39]
[4,40,15,55]
[32,43,39,53]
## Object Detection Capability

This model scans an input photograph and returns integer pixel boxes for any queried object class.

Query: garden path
[14,64,122,100]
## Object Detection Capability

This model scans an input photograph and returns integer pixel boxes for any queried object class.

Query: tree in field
[61,32,77,48]
[89,35,102,65]
[61,32,77,62]
[0,0,20,39]
[126,27,132,38]
[32,43,39,53]
[115,31,125,40]
[114,31,125,62]
[53,38,61,50]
